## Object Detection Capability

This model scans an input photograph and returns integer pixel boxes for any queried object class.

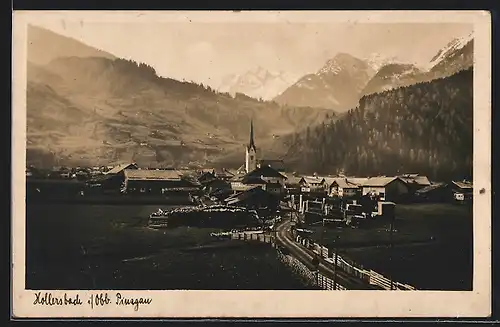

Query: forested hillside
[28,56,334,168]
[284,68,473,181]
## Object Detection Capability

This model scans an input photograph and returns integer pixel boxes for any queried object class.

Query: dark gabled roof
[301,176,326,185]
[398,174,431,186]
[214,168,235,178]
[209,188,233,197]
[245,165,287,179]
[241,175,267,185]
[258,159,285,171]
[106,163,138,175]
[285,176,303,186]
[415,182,448,194]
[199,171,217,183]
[226,186,277,205]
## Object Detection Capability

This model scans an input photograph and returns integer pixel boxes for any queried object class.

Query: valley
[26,25,473,179]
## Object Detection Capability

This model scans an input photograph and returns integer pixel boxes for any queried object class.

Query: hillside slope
[281,68,473,180]
[27,57,334,168]
[27,25,116,65]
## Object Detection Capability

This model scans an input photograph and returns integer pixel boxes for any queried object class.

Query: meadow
[308,203,473,290]
[26,203,313,290]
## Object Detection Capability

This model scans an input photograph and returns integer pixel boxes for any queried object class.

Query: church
[245,120,257,173]
[244,120,286,174]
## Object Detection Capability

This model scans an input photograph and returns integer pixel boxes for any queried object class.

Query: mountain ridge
[273,53,375,112]
[27,54,335,168]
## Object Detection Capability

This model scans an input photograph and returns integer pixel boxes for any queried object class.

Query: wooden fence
[225,231,347,290]
[295,235,417,291]
[230,232,273,243]
[276,248,347,290]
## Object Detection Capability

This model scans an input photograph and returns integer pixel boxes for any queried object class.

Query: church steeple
[248,119,256,151]
[245,119,257,173]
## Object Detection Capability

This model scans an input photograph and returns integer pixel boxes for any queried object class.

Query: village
[26,120,473,210]
[25,121,473,291]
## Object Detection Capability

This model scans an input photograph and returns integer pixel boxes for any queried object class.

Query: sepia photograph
[11,10,491,318]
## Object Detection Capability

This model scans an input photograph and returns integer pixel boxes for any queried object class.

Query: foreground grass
[307,203,472,290]
[27,203,314,290]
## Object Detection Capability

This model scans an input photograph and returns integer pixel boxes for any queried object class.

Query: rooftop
[124,169,183,181]
[245,165,287,179]
[362,176,399,187]
[332,177,361,189]
[106,162,138,175]
[415,182,448,194]
[452,180,473,189]
[301,176,325,184]
[398,174,431,186]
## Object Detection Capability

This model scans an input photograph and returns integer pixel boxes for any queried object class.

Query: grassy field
[26,203,314,290]
[307,203,473,290]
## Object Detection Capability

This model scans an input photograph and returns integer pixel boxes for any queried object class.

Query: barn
[122,169,201,194]
[86,162,139,193]
[361,176,409,202]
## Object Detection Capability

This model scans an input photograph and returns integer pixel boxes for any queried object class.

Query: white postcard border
[11,10,492,318]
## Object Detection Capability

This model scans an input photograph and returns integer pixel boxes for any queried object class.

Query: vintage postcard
[11,10,491,318]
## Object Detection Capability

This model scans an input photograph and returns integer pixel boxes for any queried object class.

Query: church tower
[245,120,257,173]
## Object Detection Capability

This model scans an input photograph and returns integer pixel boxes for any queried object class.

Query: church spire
[248,119,256,150]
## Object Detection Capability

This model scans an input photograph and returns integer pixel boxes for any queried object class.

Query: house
[284,175,303,194]
[88,162,138,192]
[398,174,431,193]
[415,182,452,203]
[258,159,285,172]
[299,176,326,193]
[198,171,217,184]
[213,168,235,181]
[225,186,280,212]
[231,165,287,195]
[329,178,362,198]
[361,176,409,202]
[451,180,473,202]
[323,177,337,193]
[245,165,287,185]
[122,169,201,194]
[202,178,231,194]
[106,162,139,175]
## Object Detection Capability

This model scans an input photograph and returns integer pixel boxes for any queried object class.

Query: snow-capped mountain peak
[316,53,373,77]
[364,53,404,72]
[217,67,300,100]
[428,32,474,70]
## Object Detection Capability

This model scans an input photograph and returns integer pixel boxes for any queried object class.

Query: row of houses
[46,160,471,204]
[287,174,473,203]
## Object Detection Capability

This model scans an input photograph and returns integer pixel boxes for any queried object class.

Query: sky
[32,19,473,88]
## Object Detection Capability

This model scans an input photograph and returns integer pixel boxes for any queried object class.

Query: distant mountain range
[273,53,376,112]
[273,32,474,112]
[217,66,300,101]
[276,67,473,180]
[25,25,474,171]
[26,25,333,168]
